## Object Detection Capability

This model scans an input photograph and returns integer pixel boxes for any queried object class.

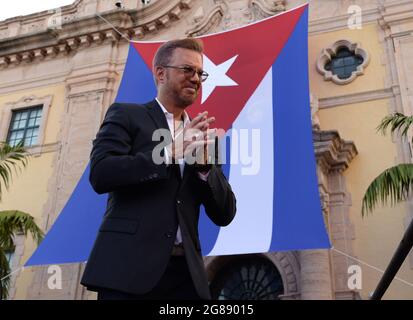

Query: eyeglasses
[162,65,209,82]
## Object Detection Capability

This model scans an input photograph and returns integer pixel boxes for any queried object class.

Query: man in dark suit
[81,38,236,300]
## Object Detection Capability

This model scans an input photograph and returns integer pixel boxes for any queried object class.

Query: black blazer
[80,100,236,299]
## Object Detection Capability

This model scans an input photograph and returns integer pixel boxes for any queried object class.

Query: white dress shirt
[155,98,209,245]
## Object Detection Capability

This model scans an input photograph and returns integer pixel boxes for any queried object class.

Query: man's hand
[167,111,216,163]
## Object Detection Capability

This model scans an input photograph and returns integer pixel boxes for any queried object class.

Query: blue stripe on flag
[115,44,157,103]
[270,6,331,250]
[25,165,107,265]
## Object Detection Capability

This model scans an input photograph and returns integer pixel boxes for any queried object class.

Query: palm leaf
[377,113,413,141]
[362,113,413,217]
[0,142,33,299]
[0,210,44,248]
[0,141,29,202]
[0,210,43,300]
[0,247,11,300]
[362,164,413,216]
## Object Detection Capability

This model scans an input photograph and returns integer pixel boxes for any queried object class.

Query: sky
[0,0,75,21]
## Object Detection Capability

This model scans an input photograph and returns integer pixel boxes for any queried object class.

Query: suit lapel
[145,99,200,185]
[146,100,182,180]
[145,99,171,135]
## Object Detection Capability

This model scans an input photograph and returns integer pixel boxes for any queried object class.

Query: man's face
[158,48,203,108]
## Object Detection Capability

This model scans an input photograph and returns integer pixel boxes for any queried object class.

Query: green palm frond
[0,142,33,299]
[362,113,413,217]
[0,210,44,248]
[0,210,43,299]
[0,247,11,300]
[377,112,413,140]
[0,141,29,202]
[362,164,413,216]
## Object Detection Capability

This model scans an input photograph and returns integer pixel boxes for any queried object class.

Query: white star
[201,54,238,104]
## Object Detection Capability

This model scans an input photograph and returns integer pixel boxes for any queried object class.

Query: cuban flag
[25,3,330,266]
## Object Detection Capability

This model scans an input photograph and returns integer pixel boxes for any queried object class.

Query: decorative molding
[309,7,380,36]
[308,0,412,36]
[0,1,194,69]
[319,87,395,109]
[27,142,61,157]
[314,130,358,174]
[249,0,285,20]
[310,93,320,130]
[328,180,357,295]
[185,0,286,37]
[313,130,358,298]
[316,39,370,85]
[186,5,224,37]
[378,0,413,39]
[267,251,300,298]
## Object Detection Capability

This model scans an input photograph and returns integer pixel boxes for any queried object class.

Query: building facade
[0,0,412,299]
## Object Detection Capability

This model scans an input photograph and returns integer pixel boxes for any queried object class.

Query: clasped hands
[165,111,216,170]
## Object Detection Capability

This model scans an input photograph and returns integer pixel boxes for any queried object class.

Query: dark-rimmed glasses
[162,65,209,82]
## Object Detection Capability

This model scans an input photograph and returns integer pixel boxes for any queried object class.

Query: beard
[169,84,199,107]
[177,88,198,106]
[163,71,199,107]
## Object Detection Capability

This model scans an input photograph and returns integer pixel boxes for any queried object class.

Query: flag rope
[331,247,413,288]
[95,13,131,42]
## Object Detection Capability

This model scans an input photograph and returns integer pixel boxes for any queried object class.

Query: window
[6,106,43,147]
[316,40,369,85]
[209,256,284,300]
[325,47,364,80]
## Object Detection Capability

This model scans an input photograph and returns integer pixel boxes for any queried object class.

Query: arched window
[209,256,284,300]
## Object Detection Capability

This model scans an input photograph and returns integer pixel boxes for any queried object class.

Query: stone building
[1,0,412,299]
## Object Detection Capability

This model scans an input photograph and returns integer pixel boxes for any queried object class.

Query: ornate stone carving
[319,186,330,217]
[250,0,285,21]
[0,0,195,68]
[186,4,224,36]
[314,130,358,298]
[186,0,285,37]
[314,130,358,174]
[310,93,320,131]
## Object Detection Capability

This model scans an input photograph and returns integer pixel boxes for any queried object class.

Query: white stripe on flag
[208,68,274,255]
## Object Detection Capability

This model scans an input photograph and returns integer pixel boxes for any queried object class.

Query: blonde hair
[153,38,204,67]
